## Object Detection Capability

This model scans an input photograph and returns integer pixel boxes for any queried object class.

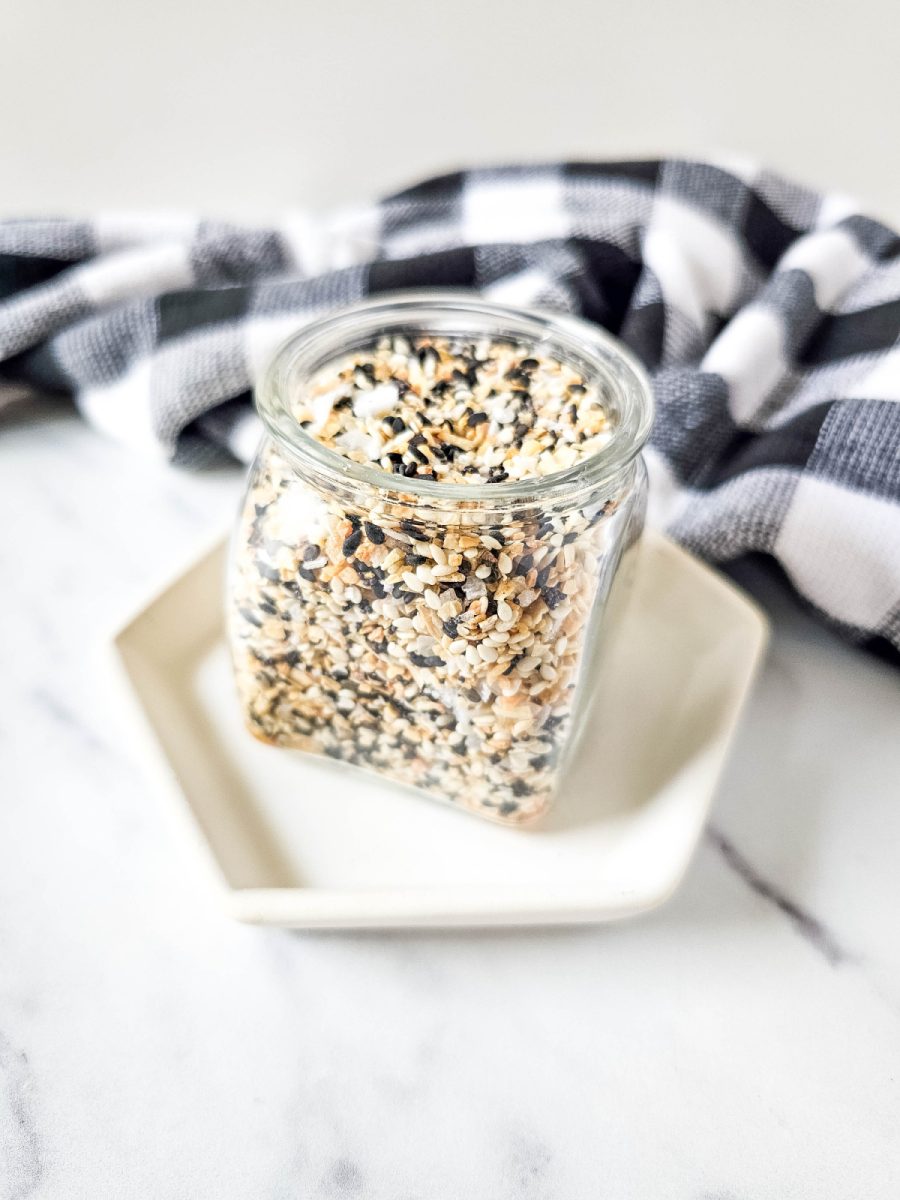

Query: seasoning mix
[228,296,653,825]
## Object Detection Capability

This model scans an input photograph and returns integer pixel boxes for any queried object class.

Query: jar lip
[255,291,654,510]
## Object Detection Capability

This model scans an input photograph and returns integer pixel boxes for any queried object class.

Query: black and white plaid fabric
[1,159,898,658]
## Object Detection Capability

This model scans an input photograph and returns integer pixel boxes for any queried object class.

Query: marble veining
[2,404,900,1198]
[0,1032,42,1200]
[706,827,851,966]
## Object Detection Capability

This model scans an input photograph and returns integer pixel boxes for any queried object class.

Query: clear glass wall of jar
[228,294,653,826]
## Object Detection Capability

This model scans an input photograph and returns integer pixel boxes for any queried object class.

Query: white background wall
[1,0,896,221]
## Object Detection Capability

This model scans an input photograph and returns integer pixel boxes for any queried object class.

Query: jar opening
[256,292,653,517]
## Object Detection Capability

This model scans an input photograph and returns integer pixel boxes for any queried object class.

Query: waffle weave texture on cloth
[1,159,898,657]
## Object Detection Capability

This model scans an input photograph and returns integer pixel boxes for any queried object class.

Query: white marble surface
[2,399,900,1198]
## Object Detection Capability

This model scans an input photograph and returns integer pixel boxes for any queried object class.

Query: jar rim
[255,291,654,512]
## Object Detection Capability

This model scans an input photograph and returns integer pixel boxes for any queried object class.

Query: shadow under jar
[228,293,654,826]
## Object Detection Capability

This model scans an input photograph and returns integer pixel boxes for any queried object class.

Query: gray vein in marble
[707,827,851,966]
[28,686,117,760]
[505,1131,555,1199]
[0,1032,42,1200]
[321,1157,365,1197]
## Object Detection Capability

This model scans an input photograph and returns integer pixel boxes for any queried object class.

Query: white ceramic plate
[109,530,767,928]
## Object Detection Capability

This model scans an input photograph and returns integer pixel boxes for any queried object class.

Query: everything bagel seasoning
[229,331,635,825]
[293,335,613,484]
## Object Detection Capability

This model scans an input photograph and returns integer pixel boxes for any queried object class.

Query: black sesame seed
[544,586,565,609]
[342,529,363,556]
[466,411,488,427]
[385,415,406,434]
[299,567,318,583]
[400,519,430,541]
[402,463,418,477]
[409,652,445,668]
[302,543,321,562]
[520,357,539,370]
[364,521,385,544]
[505,368,530,386]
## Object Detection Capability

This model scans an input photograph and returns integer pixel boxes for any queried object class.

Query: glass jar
[228,293,653,826]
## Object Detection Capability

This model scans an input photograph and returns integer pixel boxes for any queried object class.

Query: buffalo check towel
[1,159,898,658]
